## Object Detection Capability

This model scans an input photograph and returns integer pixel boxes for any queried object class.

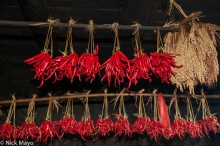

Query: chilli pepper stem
[112,22,120,53]
[25,94,36,122]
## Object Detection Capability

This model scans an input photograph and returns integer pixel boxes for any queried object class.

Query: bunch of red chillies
[171,119,187,140]
[114,114,131,136]
[101,51,130,87]
[128,50,152,88]
[150,52,183,83]
[57,117,78,138]
[76,119,95,140]
[198,116,220,138]
[24,52,53,88]
[132,116,151,134]
[96,117,114,136]
[185,121,204,138]
[0,123,17,141]
[78,45,100,82]
[18,122,39,140]
[37,120,59,143]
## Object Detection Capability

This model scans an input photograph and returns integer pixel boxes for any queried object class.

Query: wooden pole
[0,20,177,31]
[0,93,219,104]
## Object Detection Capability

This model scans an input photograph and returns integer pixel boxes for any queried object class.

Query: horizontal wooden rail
[0,93,219,104]
[0,20,177,31]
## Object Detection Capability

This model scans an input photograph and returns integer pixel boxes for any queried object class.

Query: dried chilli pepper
[185,96,204,138]
[100,23,130,87]
[77,93,95,140]
[128,24,152,88]
[198,89,220,138]
[37,95,60,143]
[0,95,17,141]
[96,90,114,136]
[57,98,77,138]
[169,89,186,140]
[78,20,100,83]
[112,90,131,136]
[18,95,39,141]
[132,89,151,134]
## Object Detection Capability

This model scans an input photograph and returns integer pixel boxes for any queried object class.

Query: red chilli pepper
[114,114,131,136]
[18,122,39,141]
[96,118,114,136]
[132,116,151,134]
[78,45,100,83]
[128,49,152,89]
[37,120,59,143]
[0,123,16,141]
[150,52,183,83]
[171,119,187,140]
[100,51,130,87]
[57,116,77,138]
[76,119,95,141]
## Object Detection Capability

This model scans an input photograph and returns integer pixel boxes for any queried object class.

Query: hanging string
[167,0,188,18]
[25,94,37,122]
[101,89,109,119]
[186,96,196,122]
[85,20,95,53]
[42,19,60,58]
[63,19,77,56]
[6,95,16,124]
[169,89,182,120]
[45,93,61,121]
[111,22,120,53]
[132,22,142,53]
[153,89,159,120]
[156,27,164,53]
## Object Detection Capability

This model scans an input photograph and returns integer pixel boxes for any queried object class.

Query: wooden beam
[0,20,177,31]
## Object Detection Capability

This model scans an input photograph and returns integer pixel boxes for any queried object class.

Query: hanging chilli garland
[37,94,61,143]
[150,28,183,84]
[77,20,101,83]
[169,89,187,140]
[96,89,114,136]
[100,23,130,87]
[0,95,17,141]
[112,89,132,136]
[77,91,95,140]
[198,89,220,138]
[57,97,78,138]
[24,19,59,88]
[18,94,39,140]
[128,23,152,89]
[132,89,151,134]
[0,90,220,142]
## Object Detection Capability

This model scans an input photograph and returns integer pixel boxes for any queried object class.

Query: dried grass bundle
[164,12,220,94]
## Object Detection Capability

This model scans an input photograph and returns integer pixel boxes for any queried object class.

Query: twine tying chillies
[85,20,95,54]
[6,95,16,125]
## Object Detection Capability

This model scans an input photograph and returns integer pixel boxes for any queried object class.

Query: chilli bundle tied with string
[164,0,220,94]
[150,28,182,84]
[146,91,172,141]
[128,24,152,88]
[96,90,114,136]
[198,89,220,138]
[37,94,60,143]
[112,90,132,136]
[132,89,151,134]
[57,98,77,138]
[77,93,95,140]
[18,95,39,141]
[47,19,80,83]
[100,23,130,87]
[24,19,59,88]
[78,20,100,83]
[0,95,17,141]
[169,90,187,140]
[185,97,204,138]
